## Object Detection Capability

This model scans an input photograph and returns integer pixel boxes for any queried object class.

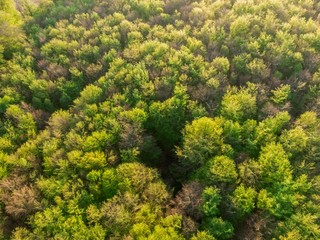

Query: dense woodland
[0,0,320,239]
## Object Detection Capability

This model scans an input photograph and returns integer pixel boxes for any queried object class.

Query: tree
[116,162,159,194]
[258,142,292,185]
[276,212,320,239]
[197,155,238,184]
[142,215,184,240]
[271,84,291,105]
[280,126,308,156]
[255,112,291,145]
[2,0,320,238]
[1,183,41,220]
[221,86,257,122]
[47,110,72,138]
[147,84,188,150]
[201,186,221,217]
[202,217,234,240]
[231,184,257,218]
[177,117,225,172]
[191,231,216,240]
[74,85,103,107]
[4,104,37,144]
[0,0,24,59]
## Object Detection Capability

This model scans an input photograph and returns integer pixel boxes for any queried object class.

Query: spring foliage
[0,0,320,239]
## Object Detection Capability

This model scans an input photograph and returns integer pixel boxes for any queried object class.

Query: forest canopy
[0,0,320,239]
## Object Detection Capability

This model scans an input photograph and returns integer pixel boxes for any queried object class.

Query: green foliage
[276,212,320,239]
[116,162,158,194]
[143,215,184,240]
[201,186,221,217]
[148,85,188,149]
[0,0,24,58]
[177,117,224,170]
[191,231,216,240]
[74,84,103,107]
[212,57,230,75]
[3,104,37,145]
[1,0,320,239]
[199,156,238,184]
[256,112,291,145]
[271,84,291,105]
[221,87,257,122]
[280,126,308,156]
[202,218,234,240]
[232,184,257,217]
[258,142,292,185]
